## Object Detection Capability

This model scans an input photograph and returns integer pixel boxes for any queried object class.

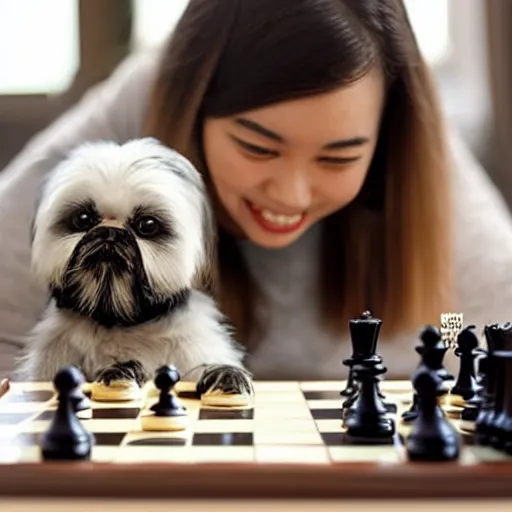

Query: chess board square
[193,419,254,433]
[253,381,301,392]
[36,407,141,421]
[254,405,313,420]
[2,390,54,403]
[254,392,305,404]
[192,432,253,446]
[253,419,317,433]
[118,446,190,463]
[0,412,38,425]
[127,437,187,447]
[199,408,253,420]
[300,381,346,392]
[303,391,340,401]
[176,390,199,400]
[310,408,342,420]
[321,432,396,446]
[13,431,126,446]
[254,430,323,445]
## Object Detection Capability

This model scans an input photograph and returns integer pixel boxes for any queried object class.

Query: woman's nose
[264,171,312,211]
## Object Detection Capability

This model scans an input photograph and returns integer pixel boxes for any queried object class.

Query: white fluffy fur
[18,290,244,382]
[17,138,246,382]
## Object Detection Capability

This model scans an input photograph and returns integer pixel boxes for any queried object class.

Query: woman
[0,0,511,380]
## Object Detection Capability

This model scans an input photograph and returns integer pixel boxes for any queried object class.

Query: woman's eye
[133,216,161,238]
[231,136,278,158]
[317,156,361,166]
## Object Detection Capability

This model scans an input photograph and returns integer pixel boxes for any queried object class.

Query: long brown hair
[143,0,453,345]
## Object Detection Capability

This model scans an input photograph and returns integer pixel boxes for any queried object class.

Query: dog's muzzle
[76,226,137,270]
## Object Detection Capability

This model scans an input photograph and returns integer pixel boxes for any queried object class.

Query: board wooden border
[0,462,511,499]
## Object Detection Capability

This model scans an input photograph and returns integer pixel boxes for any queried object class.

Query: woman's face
[202,67,386,249]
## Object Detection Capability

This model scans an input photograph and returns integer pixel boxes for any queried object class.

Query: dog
[16,138,252,397]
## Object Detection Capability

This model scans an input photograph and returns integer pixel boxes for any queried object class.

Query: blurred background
[0,0,510,207]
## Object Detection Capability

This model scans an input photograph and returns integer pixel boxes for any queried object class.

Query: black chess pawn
[406,366,460,462]
[341,311,381,398]
[402,325,451,424]
[151,365,187,417]
[343,359,395,439]
[451,325,481,402]
[67,366,91,419]
[41,366,94,461]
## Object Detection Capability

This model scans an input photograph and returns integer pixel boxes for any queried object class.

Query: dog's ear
[29,172,52,246]
[193,190,218,295]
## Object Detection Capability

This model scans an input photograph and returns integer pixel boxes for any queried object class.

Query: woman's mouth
[245,200,307,234]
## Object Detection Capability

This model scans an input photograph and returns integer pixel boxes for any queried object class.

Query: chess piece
[482,324,512,450]
[41,366,94,461]
[343,358,395,439]
[141,365,188,431]
[341,311,381,397]
[68,367,92,419]
[490,349,512,454]
[402,325,451,424]
[406,366,460,462]
[450,325,481,402]
[475,323,505,444]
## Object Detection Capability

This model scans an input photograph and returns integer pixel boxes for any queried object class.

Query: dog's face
[31,138,215,326]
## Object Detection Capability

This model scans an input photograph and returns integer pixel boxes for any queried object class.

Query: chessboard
[0,377,511,500]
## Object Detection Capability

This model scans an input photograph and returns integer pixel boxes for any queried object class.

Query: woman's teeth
[260,210,302,226]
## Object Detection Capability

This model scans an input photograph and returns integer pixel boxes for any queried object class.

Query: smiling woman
[144,0,452,350]
[202,68,385,249]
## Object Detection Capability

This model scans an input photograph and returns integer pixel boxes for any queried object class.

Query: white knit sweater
[1,49,512,381]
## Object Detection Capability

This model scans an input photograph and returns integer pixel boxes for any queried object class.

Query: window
[132,0,453,68]
[131,0,189,50]
[403,0,452,66]
[0,0,79,95]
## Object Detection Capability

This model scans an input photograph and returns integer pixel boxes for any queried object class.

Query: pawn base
[406,435,460,462]
[345,415,395,438]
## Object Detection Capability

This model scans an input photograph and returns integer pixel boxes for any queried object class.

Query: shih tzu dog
[17,138,252,398]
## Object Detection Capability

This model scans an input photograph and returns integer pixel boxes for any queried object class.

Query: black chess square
[321,432,395,446]
[36,407,140,421]
[303,390,341,400]
[199,408,253,420]
[310,408,342,420]
[14,431,126,446]
[192,432,253,446]
[127,437,187,446]
[177,390,199,400]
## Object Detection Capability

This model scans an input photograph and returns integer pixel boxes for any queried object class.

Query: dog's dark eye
[71,210,97,232]
[134,216,161,238]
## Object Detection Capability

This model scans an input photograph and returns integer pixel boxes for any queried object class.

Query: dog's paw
[196,364,254,406]
[94,360,149,387]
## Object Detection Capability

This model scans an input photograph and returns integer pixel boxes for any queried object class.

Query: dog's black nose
[93,226,125,242]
